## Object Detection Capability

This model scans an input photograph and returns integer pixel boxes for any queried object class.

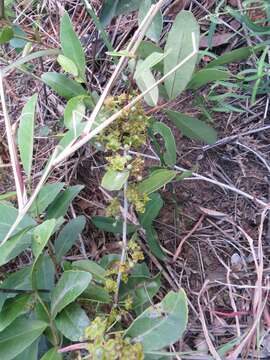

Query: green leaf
[187,69,231,90]
[81,284,112,303]
[130,274,161,314]
[0,318,47,360]
[0,227,33,266]
[32,254,55,294]
[9,25,27,49]
[0,26,14,44]
[101,170,129,191]
[40,348,62,360]
[0,267,32,311]
[57,55,78,77]
[0,295,31,332]
[46,185,84,219]
[138,0,163,43]
[137,169,177,194]
[51,270,92,318]
[91,216,137,235]
[145,226,165,261]
[32,219,56,259]
[55,303,90,341]
[13,339,39,360]
[41,73,86,99]
[138,41,163,59]
[206,45,265,68]
[100,0,143,26]
[125,290,188,351]
[164,11,199,99]
[151,122,176,166]
[60,11,86,82]
[134,61,158,106]
[54,216,86,262]
[0,202,36,242]
[166,110,217,144]
[64,96,87,129]
[136,52,168,74]
[18,94,38,178]
[58,122,86,151]
[139,193,163,228]
[72,259,106,283]
[29,183,65,217]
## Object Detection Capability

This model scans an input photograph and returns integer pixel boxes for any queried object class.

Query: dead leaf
[199,206,227,218]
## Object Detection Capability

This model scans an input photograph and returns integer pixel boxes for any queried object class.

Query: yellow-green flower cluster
[127,185,149,213]
[106,198,121,218]
[85,317,144,360]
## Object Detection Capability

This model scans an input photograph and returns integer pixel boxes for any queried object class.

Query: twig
[114,179,128,304]
[173,215,205,262]
[83,0,167,134]
[202,123,270,151]
[0,73,26,209]
[128,151,268,207]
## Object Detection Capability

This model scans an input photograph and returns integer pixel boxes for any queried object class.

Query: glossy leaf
[81,284,112,303]
[166,110,217,144]
[64,96,87,129]
[60,11,86,82]
[29,183,65,217]
[0,318,47,360]
[188,69,231,90]
[13,339,39,360]
[57,55,78,77]
[137,169,177,195]
[32,254,55,293]
[18,94,38,178]
[0,267,32,311]
[164,11,199,99]
[40,348,62,360]
[54,216,86,262]
[100,0,143,26]
[0,295,31,332]
[0,26,14,44]
[0,202,35,241]
[101,170,129,191]
[32,219,56,259]
[51,270,92,318]
[138,0,163,43]
[0,227,32,266]
[125,290,188,351]
[73,259,106,283]
[151,122,176,166]
[139,193,163,228]
[92,216,137,235]
[134,61,158,106]
[55,303,90,341]
[46,185,84,219]
[41,73,86,99]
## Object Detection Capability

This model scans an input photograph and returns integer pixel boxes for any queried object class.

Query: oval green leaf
[101,170,129,191]
[125,290,188,351]
[18,94,38,179]
[57,54,78,77]
[164,11,200,99]
[166,110,217,144]
[151,122,176,166]
[137,169,177,195]
[51,270,92,318]
[55,303,90,341]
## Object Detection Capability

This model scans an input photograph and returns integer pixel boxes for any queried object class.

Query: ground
[1,0,270,358]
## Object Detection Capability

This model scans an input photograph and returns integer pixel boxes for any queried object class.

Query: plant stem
[114,175,128,304]
[81,0,114,52]
[0,0,4,19]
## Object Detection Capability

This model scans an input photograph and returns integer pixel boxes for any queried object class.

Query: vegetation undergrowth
[0,0,270,359]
